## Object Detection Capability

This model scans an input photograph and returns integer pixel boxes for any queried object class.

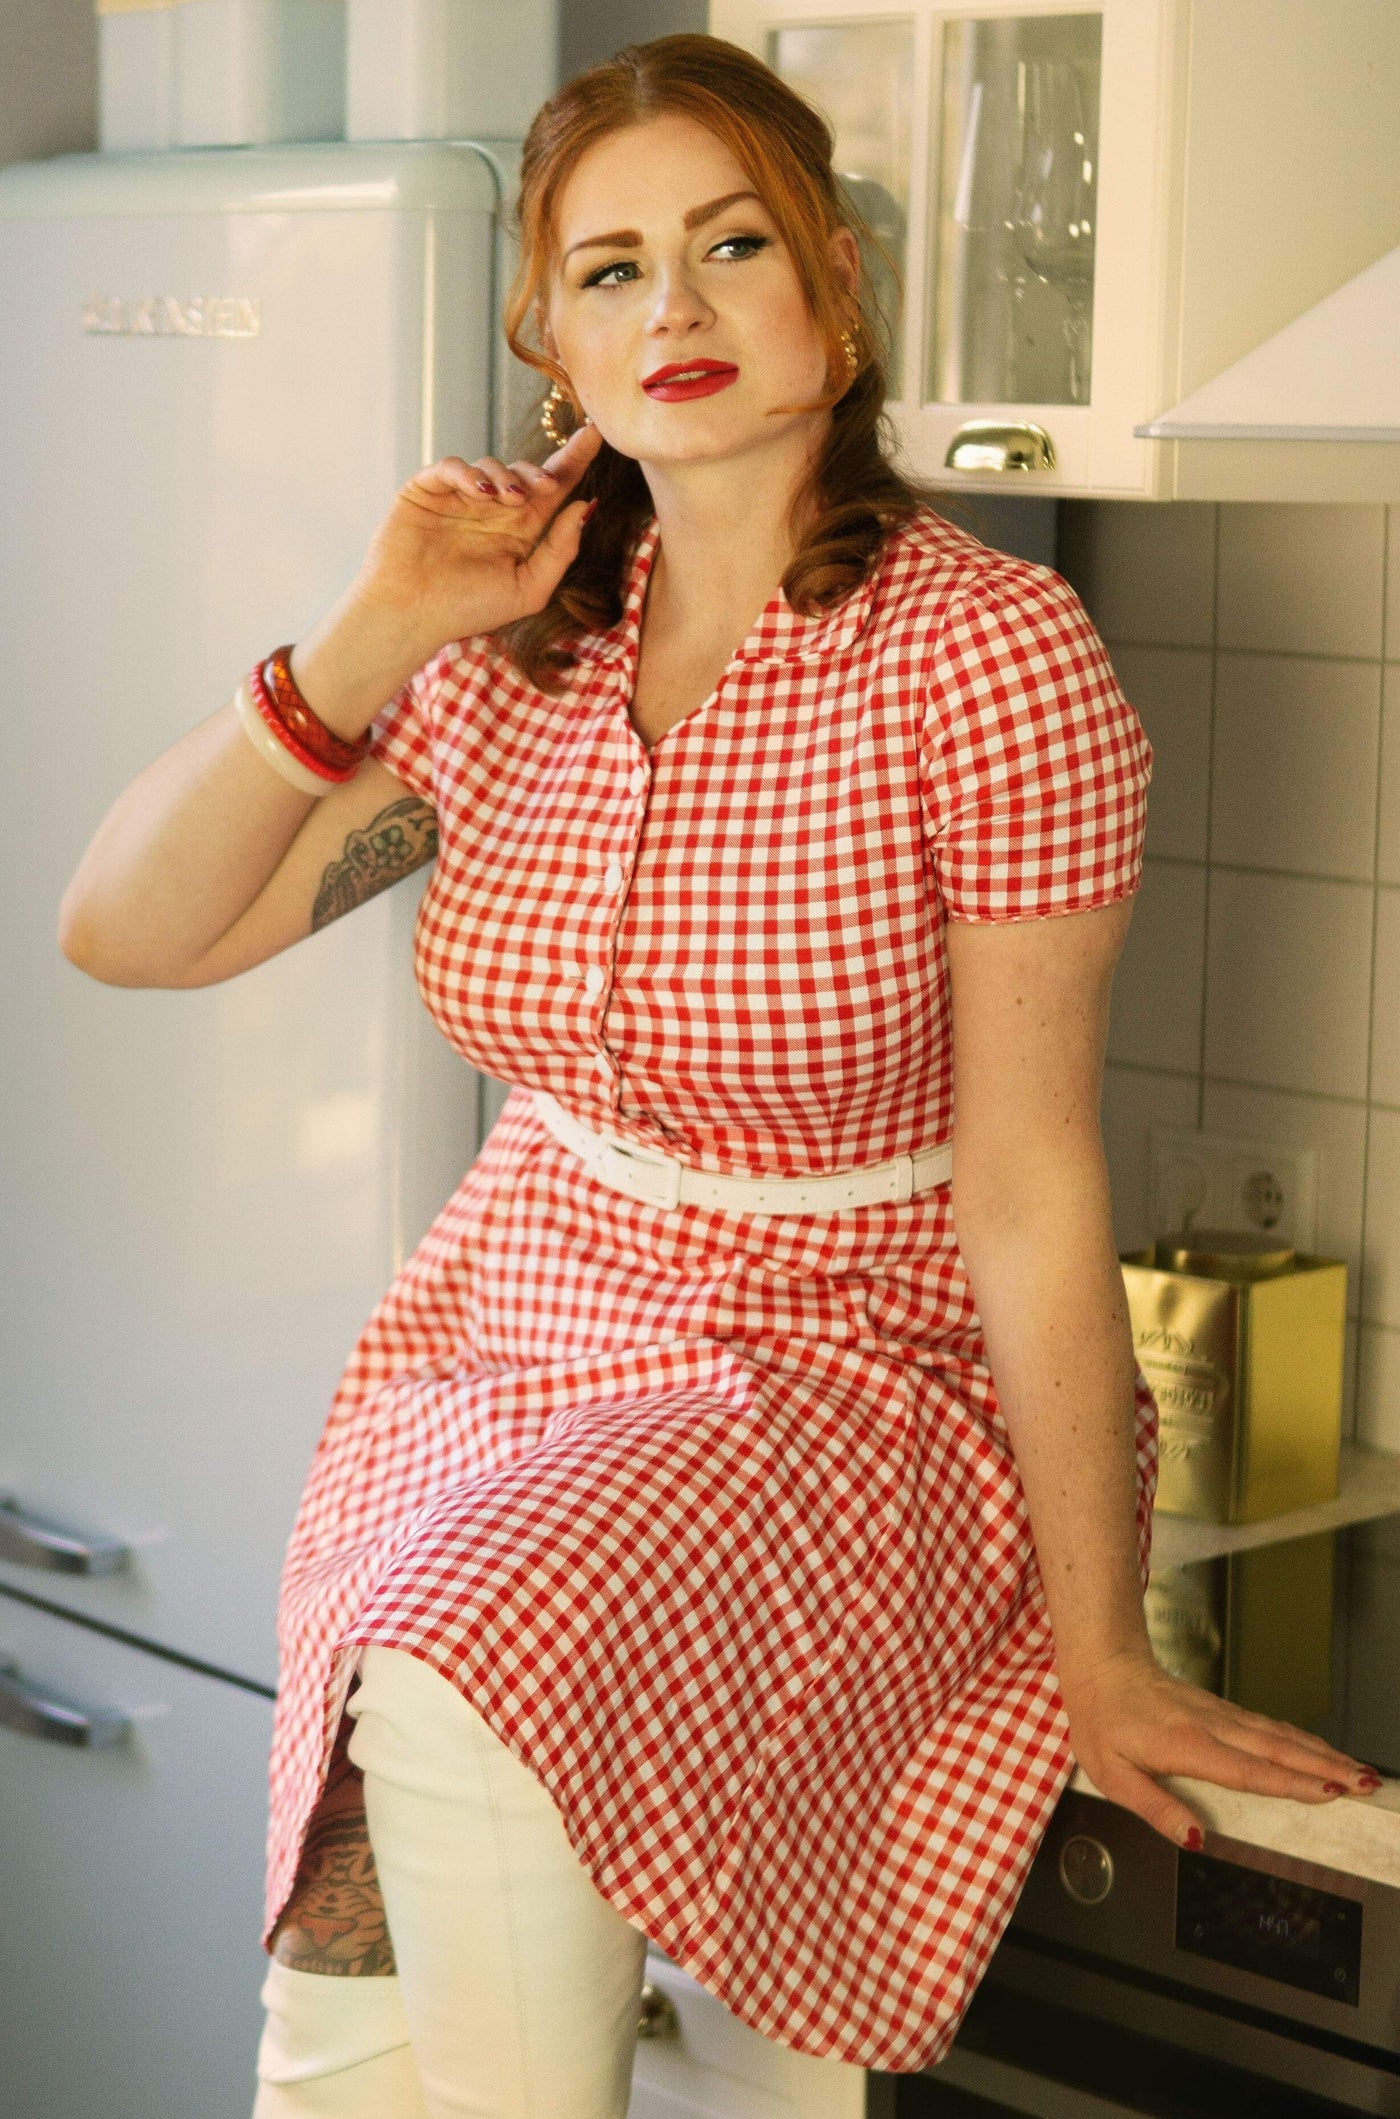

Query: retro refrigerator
[0,140,518,2116]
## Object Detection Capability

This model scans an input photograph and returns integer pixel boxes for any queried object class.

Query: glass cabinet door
[716,0,1168,495]
[766,19,916,390]
[929,12,1102,408]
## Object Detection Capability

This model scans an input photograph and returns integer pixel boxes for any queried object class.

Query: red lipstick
[642,359,739,402]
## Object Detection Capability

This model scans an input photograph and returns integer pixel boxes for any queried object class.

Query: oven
[879,1784,1400,2117]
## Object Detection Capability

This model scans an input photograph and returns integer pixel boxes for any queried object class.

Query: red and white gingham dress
[264,504,1157,2073]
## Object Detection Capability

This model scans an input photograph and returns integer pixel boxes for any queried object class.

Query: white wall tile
[1356,1320,1400,1452]
[1204,870,1373,1098]
[1100,1064,1200,1252]
[1107,858,1207,1073]
[1209,653,1380,882]
[1370,888,1400,1109]
[1108,645,1211,861]
[1218,504,1386,660]
[1200,1081,1367,1302]
[1363,1107,1400,1331]
[1056,500,1215,648]
[1377,665,1400,887]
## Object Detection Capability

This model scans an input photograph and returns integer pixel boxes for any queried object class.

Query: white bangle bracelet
[233,678,339,797]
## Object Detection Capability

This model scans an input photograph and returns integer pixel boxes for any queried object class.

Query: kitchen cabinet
[630,1946,882,2117]
[709,0,1400,502]
[0,1593,273,2119]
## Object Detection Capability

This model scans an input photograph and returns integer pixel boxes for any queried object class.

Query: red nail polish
[1323,1781,1346,1795]
[1182,1826,1204,1852]
[1359,1773,1383,1791]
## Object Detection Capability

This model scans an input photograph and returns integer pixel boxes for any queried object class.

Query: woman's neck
[638,425,823,642]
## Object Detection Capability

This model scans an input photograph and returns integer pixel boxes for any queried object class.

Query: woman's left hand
[1060,1646,1383,1848]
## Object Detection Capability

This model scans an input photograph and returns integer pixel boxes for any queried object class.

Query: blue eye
[581,258,640,289]
[711,234,769,261]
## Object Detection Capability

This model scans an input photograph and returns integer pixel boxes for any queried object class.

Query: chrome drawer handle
[0,1658,131,1748]
[637,1982,681,2041]
[944,420,1057,473]
[0,1493,130,1577]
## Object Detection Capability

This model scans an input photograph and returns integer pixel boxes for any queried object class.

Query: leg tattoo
[271,1729,396,1977]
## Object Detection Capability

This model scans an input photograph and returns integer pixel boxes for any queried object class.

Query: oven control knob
[1059,1833,1114,1905]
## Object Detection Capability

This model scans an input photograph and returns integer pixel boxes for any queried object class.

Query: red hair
[494,33,964,690]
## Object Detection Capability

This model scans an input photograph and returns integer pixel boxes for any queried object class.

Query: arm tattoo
[311,797,439,932]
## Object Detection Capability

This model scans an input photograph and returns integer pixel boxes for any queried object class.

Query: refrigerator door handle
[0,1493,131,1576]
[0,1658,132,1748]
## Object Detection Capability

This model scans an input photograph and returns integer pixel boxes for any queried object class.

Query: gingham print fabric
[263,504,1157,2073]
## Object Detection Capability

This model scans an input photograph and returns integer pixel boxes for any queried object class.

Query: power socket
[1147,1126,1319,1251]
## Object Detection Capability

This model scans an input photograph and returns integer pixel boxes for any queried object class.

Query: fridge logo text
[81,294,261,338]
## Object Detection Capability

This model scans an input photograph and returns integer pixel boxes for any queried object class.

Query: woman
[61,32,1378,2119]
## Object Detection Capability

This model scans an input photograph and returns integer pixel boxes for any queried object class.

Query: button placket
[584,731,652,1103]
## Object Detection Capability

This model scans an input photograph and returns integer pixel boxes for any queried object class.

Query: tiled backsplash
[1056,501,1399,1454]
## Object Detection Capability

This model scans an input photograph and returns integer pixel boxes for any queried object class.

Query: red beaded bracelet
[253,643,375,782]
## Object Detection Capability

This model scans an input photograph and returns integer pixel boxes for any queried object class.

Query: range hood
[1135,242,1400,442]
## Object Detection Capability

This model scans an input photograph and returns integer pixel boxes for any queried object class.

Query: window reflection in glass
[768,21,914,393]
[929,13,1102,407]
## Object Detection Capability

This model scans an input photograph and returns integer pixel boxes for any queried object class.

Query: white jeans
[253,1645,650,2119]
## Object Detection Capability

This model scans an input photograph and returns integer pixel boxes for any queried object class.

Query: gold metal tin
[1121,1243,1347,1523]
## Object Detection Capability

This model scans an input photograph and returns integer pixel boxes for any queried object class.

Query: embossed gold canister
[1120,1230,1347,1524]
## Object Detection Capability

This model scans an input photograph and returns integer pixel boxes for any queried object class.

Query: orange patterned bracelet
[255,643,373,781]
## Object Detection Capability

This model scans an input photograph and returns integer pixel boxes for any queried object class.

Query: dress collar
[566,514,881,671]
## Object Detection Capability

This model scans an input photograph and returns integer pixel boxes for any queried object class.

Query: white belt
[531,1090,952,1215]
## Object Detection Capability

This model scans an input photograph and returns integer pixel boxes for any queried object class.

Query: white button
[628,765,646,795]
[602,858,623,892]
[583,966,605,997]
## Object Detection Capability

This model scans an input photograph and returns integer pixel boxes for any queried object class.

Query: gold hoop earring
[540,379,576,449]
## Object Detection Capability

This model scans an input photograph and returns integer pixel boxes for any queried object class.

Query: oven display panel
[1176,1851,1362,2005]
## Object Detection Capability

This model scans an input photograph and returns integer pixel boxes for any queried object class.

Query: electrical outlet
[1147,1127,1319,1251]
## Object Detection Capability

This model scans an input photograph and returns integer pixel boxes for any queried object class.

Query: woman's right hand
[354,417,604,656]
[282,418,604,741]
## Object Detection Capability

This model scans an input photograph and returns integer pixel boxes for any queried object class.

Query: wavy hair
[493,32,969,691]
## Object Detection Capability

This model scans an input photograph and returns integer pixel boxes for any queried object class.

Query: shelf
[1149,1443,1400,1569]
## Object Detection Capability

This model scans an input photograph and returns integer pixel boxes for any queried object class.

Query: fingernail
[506,482,525,495]
[475,478,493,492]
[1358,1773,1383,1791]
[1181,1826,1204,1852]
[1323,1781,1346,1795]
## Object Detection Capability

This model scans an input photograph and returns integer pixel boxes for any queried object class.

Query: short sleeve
[920,565,1153,921]
[365,656,439,804]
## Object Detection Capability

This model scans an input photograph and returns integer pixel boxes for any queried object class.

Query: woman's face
[542,112,858,472]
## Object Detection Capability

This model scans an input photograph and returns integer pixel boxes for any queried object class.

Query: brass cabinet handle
[637,1981,681,2041]
[0,1658,131,1748]
[0,1492,130,1577]
[944,420,1057,473]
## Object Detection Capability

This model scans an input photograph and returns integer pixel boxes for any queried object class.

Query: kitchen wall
[1058,501,1400,1467]
[0,0,96,168]
[561,0,704,76]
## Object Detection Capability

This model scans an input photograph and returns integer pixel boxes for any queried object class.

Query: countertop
[1071,1765,1400,1887]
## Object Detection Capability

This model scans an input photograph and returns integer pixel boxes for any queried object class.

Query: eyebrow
[562,189,765,263]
